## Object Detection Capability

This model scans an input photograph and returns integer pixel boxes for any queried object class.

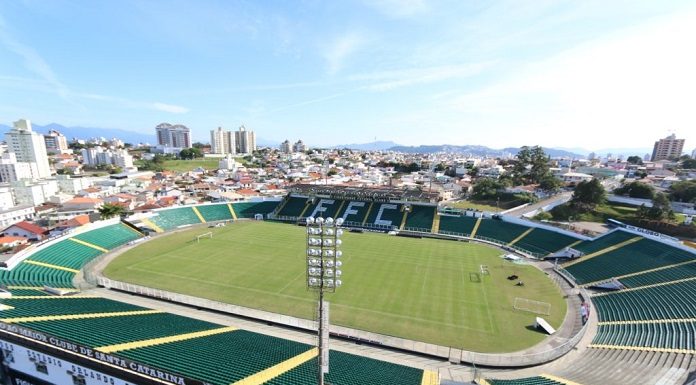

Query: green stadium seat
[196,204,234,222]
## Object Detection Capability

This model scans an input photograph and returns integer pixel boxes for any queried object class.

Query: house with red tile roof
[2,221,47,241]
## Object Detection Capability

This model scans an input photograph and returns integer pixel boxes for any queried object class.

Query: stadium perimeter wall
[88,272,587,368]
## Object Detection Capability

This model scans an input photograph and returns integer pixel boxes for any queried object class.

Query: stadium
[0,185,694,385]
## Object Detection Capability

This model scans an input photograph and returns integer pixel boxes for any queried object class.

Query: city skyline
[1,1,695,149]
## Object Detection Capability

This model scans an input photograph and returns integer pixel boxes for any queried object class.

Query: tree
[647,192,674,221]
[467,167,479,178]
[98,203,125,219]
[471,178,506,200]
[434,163,446,172]
[669,180,696,203]
[613,181,655,199]
[538,174,562,193]
[192,142,206,149]
[179,148,202,160]
[681,158,696,169]
[512,146,551,185]
[571,179,605,209]
[626,156,643,165]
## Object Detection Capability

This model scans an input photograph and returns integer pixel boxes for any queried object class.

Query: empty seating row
[592,280,696,322]
[437,214,478,236]
[564,237,696,284]
[17,312,222,348]
[193,204,234,222]
[0,296,145,319]
[475,219,529,244]
[593,321,696,351]
[572,230,638,255]
[276,196,309,217]
[233,201,281,219]
[512,228,579,256]
[150,207,202,230]
[487,377,563,385]
[404,205,436,231]
[72,223,142,250]
[0,263,75,288]
[619,263,696,288]
[115,330,312,385]
[26,239,102,270]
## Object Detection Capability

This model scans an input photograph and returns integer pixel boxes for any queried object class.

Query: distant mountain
[385,144,585,158]
[334,141,401,151]
[0,122,156,145]
[555,147,653,157]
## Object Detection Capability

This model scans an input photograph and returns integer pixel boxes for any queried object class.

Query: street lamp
[306,216,344,385]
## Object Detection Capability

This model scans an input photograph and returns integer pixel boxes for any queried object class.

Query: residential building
[210,127,236,154]
[11,179,59,206]
[112,149,134,168]
[292,140,307,153]
[4,119,51,179]
[56,175,93,195]
[156,123,192,148]
[0,205,35,228]
[43,130,69,153]
[651,134,685,161]
[234,125,256,154]
[279,140,291,154]
[2,221,46,241]
[0,152,37,182]
[0,188,14,209]
[218,154,239,170]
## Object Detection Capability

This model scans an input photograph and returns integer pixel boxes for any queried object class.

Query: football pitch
[104,221,567,352]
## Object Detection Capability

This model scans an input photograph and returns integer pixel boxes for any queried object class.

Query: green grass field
[104,221,566,352]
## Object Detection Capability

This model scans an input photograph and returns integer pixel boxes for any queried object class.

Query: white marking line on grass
[477,260,496,335]
[276,269,306,294]
[125,266,490,333]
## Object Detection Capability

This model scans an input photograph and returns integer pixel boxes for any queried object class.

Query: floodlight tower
[306,216,344,385]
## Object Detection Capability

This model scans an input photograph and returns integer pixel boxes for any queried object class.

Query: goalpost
[195,231,213,243]
[514,297,551,316]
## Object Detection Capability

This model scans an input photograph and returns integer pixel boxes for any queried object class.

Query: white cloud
[152,102,190,114]
[324,32,368,74]
[0,15,72,101]
[447,8,696,149]
[352,62,495,92]
[365,0,428,18]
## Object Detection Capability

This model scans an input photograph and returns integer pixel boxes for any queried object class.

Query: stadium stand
[233,201,279,219]
[72,223,142,250]
[364,202,403,228]
[404,205,437,231]
[619,262,696,288]
[2,191,696,385]
[150,206,202,230]
[437,214,478,236]
[475,218,529,244]
[571,230,638,255]
[196,203,234,222]
[485,376,564,385]
[16,312,223,348]
[564,236,696,285]
[276,196,309,217]
[512,228,579,256]
[592,280,696,322]
[593,321,696,351]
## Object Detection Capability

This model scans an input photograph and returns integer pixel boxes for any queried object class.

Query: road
[504,191,573,217]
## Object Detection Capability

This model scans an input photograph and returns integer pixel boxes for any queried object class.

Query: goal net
[514,297,551,315]
[195,232,213,243]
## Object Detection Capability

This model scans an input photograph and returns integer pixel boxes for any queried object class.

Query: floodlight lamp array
[306,216,344,292]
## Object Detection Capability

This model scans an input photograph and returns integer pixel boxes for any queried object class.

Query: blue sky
[1,1,695,150]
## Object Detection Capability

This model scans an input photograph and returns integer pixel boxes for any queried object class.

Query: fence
[92,274,589,368]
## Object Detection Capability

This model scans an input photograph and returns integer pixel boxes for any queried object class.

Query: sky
[1,0,695,150]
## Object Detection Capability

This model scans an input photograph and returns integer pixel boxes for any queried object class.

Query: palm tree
[98,203,125,219]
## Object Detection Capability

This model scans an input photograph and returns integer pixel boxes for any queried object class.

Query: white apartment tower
[293,140,307,153]
[155,123,192,148]
[234,125,256,154]
[651,134,685,161]
[4,119,51,179]
[210,127,236,155]
[279,140,291,154]
[44,130,69,153]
